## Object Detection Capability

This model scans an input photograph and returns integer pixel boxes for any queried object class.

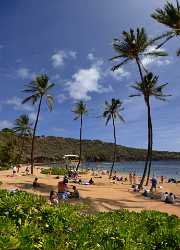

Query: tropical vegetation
[0,190,179,249]
[130,73,170,186]
[72,101,88,171]
[103,99,124,178]
[22,74,55,174]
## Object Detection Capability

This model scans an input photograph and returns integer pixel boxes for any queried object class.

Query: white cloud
[69,51,77,59]
[51,50,76,68]
[66,66,112,100]
[0,120,13,130]
[141,46,171,67]
[57,93,68,103]
[17,67,35,79]
[29,112,37,122]
[17,67,29,79]
[87,53,95,61]
[5,96,34,112]
[109,67,130,80]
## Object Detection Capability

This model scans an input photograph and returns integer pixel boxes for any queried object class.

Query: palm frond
[111,58,130,71]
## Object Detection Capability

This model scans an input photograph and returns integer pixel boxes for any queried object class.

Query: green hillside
[0,132,179,163]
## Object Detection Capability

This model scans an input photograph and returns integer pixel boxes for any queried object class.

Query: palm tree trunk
[76,114,82,171]
[109,116,116,178]
[136,57,152,188]
[139,97,151,188]
[146,108,153,186]
[30,95,43,174]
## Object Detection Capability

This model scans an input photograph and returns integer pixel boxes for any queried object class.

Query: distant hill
[0,132,180,162]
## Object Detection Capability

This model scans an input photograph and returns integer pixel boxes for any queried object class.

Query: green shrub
[0,190,179,249]
[41,167,68,176]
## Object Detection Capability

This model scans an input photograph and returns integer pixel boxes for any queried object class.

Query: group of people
[161,192,176,204]
[11,164,30,176]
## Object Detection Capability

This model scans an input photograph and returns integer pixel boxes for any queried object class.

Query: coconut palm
[103,99,125,178]
[22,74,55,174]
[130,72,170,187]
[72,101,88,171]
[110,28,167,80]
[13,114,32,163]
[151,0,180,51]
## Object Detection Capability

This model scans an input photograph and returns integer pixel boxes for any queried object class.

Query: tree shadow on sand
[16,182,55,194]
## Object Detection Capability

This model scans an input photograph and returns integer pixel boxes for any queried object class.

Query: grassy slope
[0,132,180,162]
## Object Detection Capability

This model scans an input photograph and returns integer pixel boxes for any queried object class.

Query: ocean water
[83,160,180,180]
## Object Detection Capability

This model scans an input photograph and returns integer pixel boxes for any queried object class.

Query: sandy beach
[0,166,180,217]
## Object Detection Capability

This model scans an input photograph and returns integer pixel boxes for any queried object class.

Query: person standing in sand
[129,172,133,185]
[12,165,17,177]
[133,173,137,185]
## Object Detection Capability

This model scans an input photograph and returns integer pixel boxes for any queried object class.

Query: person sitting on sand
[112,175,116,181]
[161,192,168,202]
[165,192,176,204]
[58,179,69,199]
[89,178,94,185]
[63,175,68,184]
[70,186,80,199]
[49,190,59,205]
[33,177,39,188]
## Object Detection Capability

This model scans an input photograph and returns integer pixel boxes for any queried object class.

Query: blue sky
[0,0,180,151]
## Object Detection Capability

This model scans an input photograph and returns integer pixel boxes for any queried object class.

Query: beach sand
[0,166,179,217]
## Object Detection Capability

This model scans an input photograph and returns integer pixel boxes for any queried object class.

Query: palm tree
[72,101,88,171]
[103,99,125,178]
[110,28,167,80]
[22,74,55,174]
[13,114,32,163]
[111,28,167,186]
[151,0,180,51]
[130,72,170,187]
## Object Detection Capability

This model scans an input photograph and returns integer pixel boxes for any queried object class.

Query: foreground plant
[130,72,170,186]
[72,100,88,171]
[22,74,55,174]
[103,99,125,178]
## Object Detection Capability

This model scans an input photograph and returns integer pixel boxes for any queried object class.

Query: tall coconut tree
[103,99,124,178]
[130,72,170,187]
[22,74,55,174]
[13,114,32,163]
[151,0,180,51]
[72,101,88,171]
[111,28,167,186]
[110,28,167,80]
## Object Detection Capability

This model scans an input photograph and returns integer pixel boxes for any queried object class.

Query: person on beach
[151,176,157,192]
[89,178,94,185]
[49,191,59,205]
[165,192,176,204]
[33,177,39,188]
[129,172,133,185]
[12,165,17,176]
[160,175,164,184]
[16,164,21,173]
[70,186,80,199]
[58,179,69,199]
[133,173,137,185]
[161,192,168,202]
[25,166,30,175]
